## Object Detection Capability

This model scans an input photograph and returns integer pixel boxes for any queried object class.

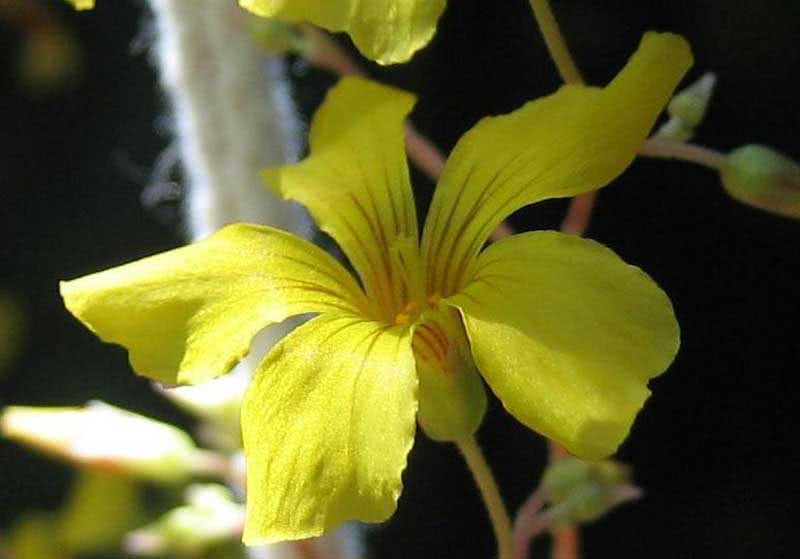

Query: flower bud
[656,73,716,141]
[540,458,641,526]
[668,72,716,128]
[720,144,800,218]
[124,484,244,557]
[1,402,202,483]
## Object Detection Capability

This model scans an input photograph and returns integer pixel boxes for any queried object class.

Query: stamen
[388,235,425,319]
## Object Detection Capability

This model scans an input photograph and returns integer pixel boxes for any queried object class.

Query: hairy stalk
[457,437,515,559]
[149,0,308,241]
[147,2,356,558]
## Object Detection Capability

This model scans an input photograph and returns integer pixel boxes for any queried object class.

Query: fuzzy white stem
[150,0,309,240]
[147,2,359,558]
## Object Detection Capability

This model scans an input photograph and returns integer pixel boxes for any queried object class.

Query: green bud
[1,402,202,483]
[125,484,244,557]
[668,72,716,128]
[654,117,693,143]
[656,73,716,141]
[720,144,800,218]
[540,458,640,526]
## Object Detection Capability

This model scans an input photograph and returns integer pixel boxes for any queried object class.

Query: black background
[1,1,799,558]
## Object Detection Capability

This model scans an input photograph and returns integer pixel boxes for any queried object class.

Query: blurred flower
[1,402,207,483]
[157,368,249,451]
[60,33,689,542]
[17,27,81,93]
[125,484,245,557]
[2,472,141,559]
[240,0,447,64]
[0,0,82,93]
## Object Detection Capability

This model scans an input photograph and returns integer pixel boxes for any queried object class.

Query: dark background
[2,1,798,558]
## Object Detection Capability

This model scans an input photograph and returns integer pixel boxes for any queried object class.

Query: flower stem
[528,0,584,84]
[639,137,727,170]
[457,437,515,559]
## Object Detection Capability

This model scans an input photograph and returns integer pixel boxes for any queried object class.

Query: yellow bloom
[66,0,94,10]
[61,32,690,543]
[240,0,447,64]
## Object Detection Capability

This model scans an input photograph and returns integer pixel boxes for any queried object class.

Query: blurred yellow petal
[1,402,202,483]
[66,0,94,9]
[5,513,66,559]
[265,77,420,321]
[422,32,692,296]
[242,313,417,543]
[58,472,143,554]
[447,232,679,459]
[241,0,446,64]
[61,224,365,384]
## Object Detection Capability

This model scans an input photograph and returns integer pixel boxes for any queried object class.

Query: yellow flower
[66,0,94,10]
[240,0,447,64]
[61,32,690,543]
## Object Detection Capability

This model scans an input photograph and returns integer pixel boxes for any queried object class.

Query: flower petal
[446,232,679,459]
[61,224,365,385]
[242,313,417,543]
[240,0,446,64]
[264,77,420,320]
[422,32,692,296]
[66,0,94,9]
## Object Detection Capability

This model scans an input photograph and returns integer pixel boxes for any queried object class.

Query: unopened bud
[657,73,716,141]
[124,484,244,557]
[1,402,201,483]
[720,144,800,218]
[540,458,640,526]
[669,73,716,128]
